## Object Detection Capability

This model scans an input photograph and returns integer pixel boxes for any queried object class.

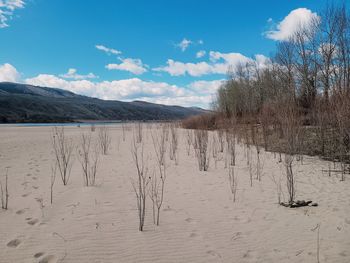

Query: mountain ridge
[0,82,207,123]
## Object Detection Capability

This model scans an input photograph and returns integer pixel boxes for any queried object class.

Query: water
[0,122,124,127]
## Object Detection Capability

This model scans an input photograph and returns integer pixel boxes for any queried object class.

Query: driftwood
[280,200,318,208]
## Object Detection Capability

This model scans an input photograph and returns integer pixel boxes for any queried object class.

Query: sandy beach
[0,124,349,263]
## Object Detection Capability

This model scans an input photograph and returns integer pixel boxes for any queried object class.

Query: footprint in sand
[32,177,38,180]
[27,218,39,226]
[38,255,57,263]
[22,193,31,197]
[7,239,21,248]
[26,173,32,177]
[16,209,26,215]
[34,252,45,258]
[185,217,194,223]
[32,186,39,190]
[189,232,197,238]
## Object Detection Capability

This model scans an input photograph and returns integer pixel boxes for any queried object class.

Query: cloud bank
[0,63,222,108]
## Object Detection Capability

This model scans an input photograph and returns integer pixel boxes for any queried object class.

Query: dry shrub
[277,98,302,204]
[185,129,193,156]
[228,166,238,202]
[150,127,167,225]
[194,130,210,171]
[78,133,99,186]
[331,92,350,180]
[181,113,219,130]
[98,126,111,155]
[217,129,225,153]
[226,131,236,167]
[52,127,74,185]
[50,164,57,204]
[134,122,143,143]
[130,137,149,231]
[169,124,179,164]
[0,168,9,210]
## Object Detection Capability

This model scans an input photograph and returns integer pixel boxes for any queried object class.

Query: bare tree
[0,168,9,210]
[52,127,74,185]
[194,130,210,171]
[98,126,111,155]
[78,133,99,186]
[131,138,149,231]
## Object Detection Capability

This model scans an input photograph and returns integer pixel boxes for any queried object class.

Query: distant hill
[0,82,207,123]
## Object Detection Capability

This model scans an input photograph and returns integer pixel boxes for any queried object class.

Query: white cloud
[59,68,98,80]
[0,63,20,82]
[196,50,206,58]
[154,59,212,77]
[95,44,121,55]
[0,0,25,28]
[176,38,192,52]
[264,8,319,41]
[106,58,148,75]
[175,38,204,52]
[154,51,262,77]
[209,51,251,65]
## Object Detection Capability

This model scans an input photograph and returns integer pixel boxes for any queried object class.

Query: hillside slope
[0,82,206,123]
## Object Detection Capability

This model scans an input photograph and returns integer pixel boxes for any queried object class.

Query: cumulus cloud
[106,58,148,75]
[59,68,98,80]
[154,51,268,77]
[264,8,319,41]
[0,63,20,82]
[153,59,212,77]
[188,79,224,94]
[95,44,121,55]
[196,50,206,58]
[0,0,25,28]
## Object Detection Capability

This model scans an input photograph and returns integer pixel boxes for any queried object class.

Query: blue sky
[0,0,343,108]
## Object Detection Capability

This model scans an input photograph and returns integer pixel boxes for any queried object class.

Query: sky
[0,0,343,108]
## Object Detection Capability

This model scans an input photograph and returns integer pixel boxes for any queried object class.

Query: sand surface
[0,124,349,263]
